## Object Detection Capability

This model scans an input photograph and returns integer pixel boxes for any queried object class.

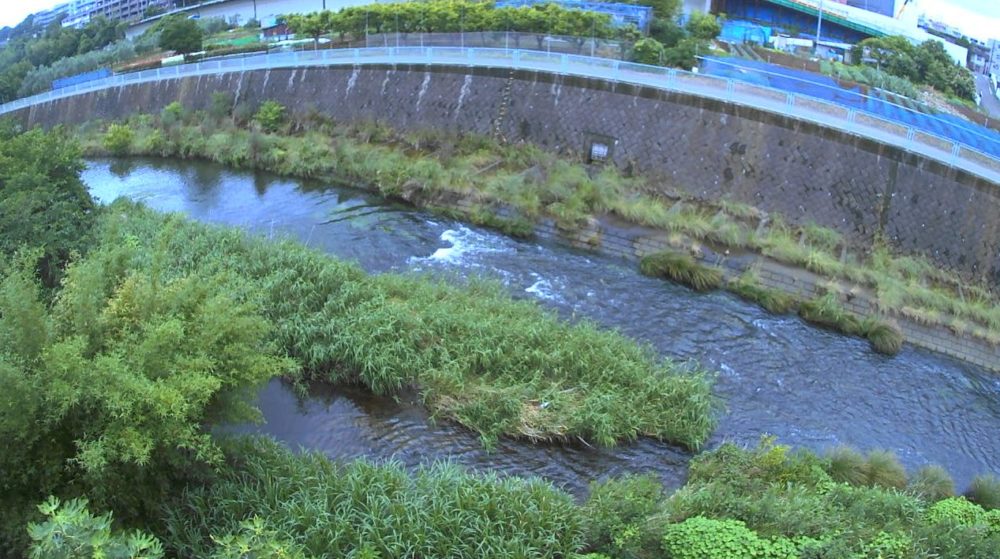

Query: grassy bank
[34,436,1000,558]
[84,200,716,449]
[76,99,1000,356]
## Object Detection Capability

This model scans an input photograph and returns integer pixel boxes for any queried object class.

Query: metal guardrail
[1,45,997,184]
[696,55,1000,157]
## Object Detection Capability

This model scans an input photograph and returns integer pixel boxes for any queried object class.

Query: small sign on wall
[585,132,617,164]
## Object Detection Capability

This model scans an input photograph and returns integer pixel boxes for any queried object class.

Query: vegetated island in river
[4,119,1000,559]
[78,97,1000,363]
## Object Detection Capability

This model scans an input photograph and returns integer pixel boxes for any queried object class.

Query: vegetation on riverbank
[25,436,1000,558]
[75,99,1000,357]
[5,120,1000,559]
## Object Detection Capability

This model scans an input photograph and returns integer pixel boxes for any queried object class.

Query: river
[82,157,1000,494]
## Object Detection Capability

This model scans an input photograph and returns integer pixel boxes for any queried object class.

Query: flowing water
[83,158,1000,494]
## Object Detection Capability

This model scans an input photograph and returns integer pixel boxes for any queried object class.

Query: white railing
[2,46,998,184]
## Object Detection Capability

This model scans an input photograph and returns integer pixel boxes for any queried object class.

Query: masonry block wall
[14,63,1000,281]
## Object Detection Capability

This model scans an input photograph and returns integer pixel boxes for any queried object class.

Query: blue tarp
[721,20,772,44]
[700,56,1000,159]
[52,67,112,90]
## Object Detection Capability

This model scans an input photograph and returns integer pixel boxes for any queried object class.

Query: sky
[2,0,1000,40]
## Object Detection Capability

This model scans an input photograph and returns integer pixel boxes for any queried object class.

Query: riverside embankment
[10,58,1000,285]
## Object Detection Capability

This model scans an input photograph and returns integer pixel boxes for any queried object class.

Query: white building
[34,3,71,28]
[63,0,98,28]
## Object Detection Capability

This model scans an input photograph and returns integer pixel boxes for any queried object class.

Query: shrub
[102,123,134,155]
[926,497,986,526]
[584,474,664,555]
[661,516,798,559]
[966,474,1000,510]
[639,252,723,292]
[208,91,235,120]
[632,37,665,65]
[254,100,287,133]
[160,100,186,128]
[27,497,164,559]
[909,465,955,502]
[860,530,913,559]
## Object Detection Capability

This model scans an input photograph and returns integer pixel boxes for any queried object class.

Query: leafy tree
[636,0,682,19]
[685,11,721,41]
[158,16,204,54]
[285,11,333,48]
[0,125,94,286]
[632,37,665,65]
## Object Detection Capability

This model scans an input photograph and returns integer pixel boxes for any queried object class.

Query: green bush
[639,252,723,292]
[102,122,134,155]
[27,497,164,559]
[583,474,664,555]
[160,100,186,127]
[926,497,986,526]
[661,516,798,559]
[254,100,287,133]
[967,474,1000,510]
[632,37,665,65]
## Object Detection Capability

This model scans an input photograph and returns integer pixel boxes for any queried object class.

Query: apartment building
[34,3,71,28]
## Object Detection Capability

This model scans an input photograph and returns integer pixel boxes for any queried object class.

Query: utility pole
[815,0,825,57]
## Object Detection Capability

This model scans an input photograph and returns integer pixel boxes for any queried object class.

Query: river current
[83,158,1000,494]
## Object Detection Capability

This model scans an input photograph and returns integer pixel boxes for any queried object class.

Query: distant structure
[711,0,967,65]
[55,0,173,28]
[33,3,71,28]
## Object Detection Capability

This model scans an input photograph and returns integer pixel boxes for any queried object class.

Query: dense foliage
[77,199,716,449]
[286,1,622,53]
[157,16,204,55]
[162,438,586,557]
[0,123,95,286]
[0,16,124,102]
[853,35,976,100]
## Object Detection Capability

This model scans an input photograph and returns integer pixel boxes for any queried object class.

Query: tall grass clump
[862,450,908,490]
[727,271,796,314]
[161,437,586,558]
[824,446,868,486]
[966,474,1000,510]
[861,318,904,355]
[909,465,956,502]
[639,252,723,292]
[86,201,718,449]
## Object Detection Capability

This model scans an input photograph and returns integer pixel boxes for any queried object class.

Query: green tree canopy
[0,123,94,286]
[158,16,204,54]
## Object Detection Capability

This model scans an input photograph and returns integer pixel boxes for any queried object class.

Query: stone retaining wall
[10,62,1000,369]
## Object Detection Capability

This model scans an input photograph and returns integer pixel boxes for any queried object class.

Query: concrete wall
[12,62,1000,282]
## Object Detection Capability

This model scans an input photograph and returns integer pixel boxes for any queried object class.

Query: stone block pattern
[14,63,1000,282]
